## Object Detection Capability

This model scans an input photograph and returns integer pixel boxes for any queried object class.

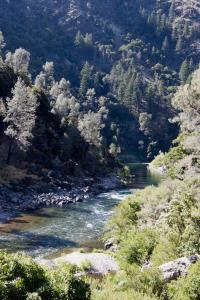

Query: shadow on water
[0,231,78,255]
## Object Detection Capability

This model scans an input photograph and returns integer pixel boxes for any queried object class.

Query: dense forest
[1,62,200,300]
[1,0,200,175]
[0,0,200,299]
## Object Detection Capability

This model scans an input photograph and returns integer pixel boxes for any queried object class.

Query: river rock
[104,238,118,252]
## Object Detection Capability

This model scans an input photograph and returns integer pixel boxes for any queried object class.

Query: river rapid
[0,164,162,258]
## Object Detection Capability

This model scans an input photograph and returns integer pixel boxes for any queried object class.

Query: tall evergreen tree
[176,36,183,52]
[4,78,38,164]
[79,62,91,96]
[162,36,169,51]
[179,59,190,82]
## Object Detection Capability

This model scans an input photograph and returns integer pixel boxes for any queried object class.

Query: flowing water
[0,164,162,258]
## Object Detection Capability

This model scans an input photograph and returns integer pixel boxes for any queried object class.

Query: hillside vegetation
[92,66,200,299]
[0,64,200,300]
[1,0,200,167]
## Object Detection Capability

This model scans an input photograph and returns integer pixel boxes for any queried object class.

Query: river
[0,164,162,258]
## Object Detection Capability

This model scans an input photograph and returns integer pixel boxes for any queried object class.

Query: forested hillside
[1,61,200,300]
[91,65,200,300]
[1,0,199,171]
[1,1,200,299]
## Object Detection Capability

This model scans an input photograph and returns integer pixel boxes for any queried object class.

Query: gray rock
[37,252,119,276]
[159,255,199,282]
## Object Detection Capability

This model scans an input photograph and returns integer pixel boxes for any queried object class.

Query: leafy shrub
[104,194,141,242]
[91,273,160,300]
[168,260,200,300]
[118,165,131,179]
[126,265,166,299]
[80,259,93,272]
[0,252,91,300]
[48,263,91,300]
[151,233,180,266]
[0,252,47,300]
[118,229,158,266]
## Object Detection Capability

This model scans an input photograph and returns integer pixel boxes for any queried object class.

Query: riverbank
[0,174,124,225]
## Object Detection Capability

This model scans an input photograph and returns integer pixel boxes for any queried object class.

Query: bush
[0,252,47,300]
[104,194,141,242]
[118,165,131,179]
[118,229,158,266]
[151,233,180,266]
[0,252,91,300]
[48,263,91,300]
[80,259,93,272]
[91,273,160,300]
[168,260,200,300]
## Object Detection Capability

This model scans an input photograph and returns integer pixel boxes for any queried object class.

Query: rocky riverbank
[38,252,200,279]
[0,173,124,224]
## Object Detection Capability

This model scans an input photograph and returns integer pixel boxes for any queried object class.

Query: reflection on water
[0,164,163,257]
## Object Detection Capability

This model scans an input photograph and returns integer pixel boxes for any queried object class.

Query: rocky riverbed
[0,174,124,224]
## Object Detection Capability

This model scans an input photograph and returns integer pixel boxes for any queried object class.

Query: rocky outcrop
[159,255,200,282]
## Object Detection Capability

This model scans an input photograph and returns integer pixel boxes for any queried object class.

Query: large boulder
[159,255,199,282]
[38,252,119,275]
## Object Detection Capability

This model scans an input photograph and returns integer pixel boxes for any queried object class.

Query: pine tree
[79,62,91,96]
[179,59,190,82]
[169,0,175,21]
[162,36,169,51]
[74,31,83,46]
[84,33,93,46]
[124,77,134,109]
[5,48,30,75]
[176,36,183,52]
[4,78,38,164]
[35,61,55,94]
[183,23,190,38]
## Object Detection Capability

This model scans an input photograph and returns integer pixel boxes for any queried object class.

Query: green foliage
[118,165,131,179]
[104,194,141,241]
[48,263,91,300]
[151,233,180,266]
[91,266,164,300]
[80,259,93,272]
[168,261,200,300]
[118,229,158,266]
[0,252,91,300]
[0,252,47,300]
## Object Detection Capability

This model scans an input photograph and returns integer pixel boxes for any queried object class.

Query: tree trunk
[6,139,13,165]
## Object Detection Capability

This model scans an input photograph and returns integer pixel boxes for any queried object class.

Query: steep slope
[1,0,200,76]
[0,0,199,165]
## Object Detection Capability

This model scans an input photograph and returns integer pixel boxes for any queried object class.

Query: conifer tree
[79,62,91,96]
[179,59,190,82]
[162,36,169,51]
[4,78,38,164]
[74,31,84,46]
[176,36,183,52]
[169,0,175,21]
